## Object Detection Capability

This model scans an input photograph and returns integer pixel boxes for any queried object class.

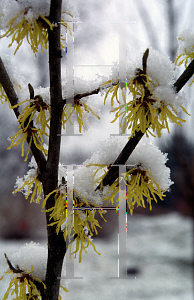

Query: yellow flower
[7,125,48,161]
[175,47,194,69]
[93,164,165,215]
[61,99,100,133]
[61,103,74,130]
[110,167,164,215]
[103,70,189,137]
[0,12,53,55]
[175,38,194,86]
[0,264,45,300]
[74,99,100,133]
[60,11,73,49]
[0,83,9,104]
[11,96,50,136]
[42,187,106,263]
[13,174,42,204]
[0,10,73,55]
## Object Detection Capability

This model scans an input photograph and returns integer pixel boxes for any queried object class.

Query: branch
[0,57,20,118]
[0,57,46,173]
[4,253,23,273]
[46,1,63,183]
[42,1,66,300]
[65,87,101,104]
[64,54,194,108]
[95,131,144,190]
[174,59,194,92]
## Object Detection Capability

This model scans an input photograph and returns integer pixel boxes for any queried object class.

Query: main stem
[42,1,66,299]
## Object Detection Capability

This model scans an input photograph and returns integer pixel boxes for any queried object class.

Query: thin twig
[4,253,23,273]
[0,57,20,118]
[174,59,194,92]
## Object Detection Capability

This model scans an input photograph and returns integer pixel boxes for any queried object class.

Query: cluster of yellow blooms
[0,9,73,55]
[61,98,100,133]
[104,67,189,137]
[0,254,68,300]
[13,173,42,204]
[1,12,53,55]
[42,186,106,263]
[0,260,45,300]
[175,34,194,85]
[91,164,165,215]
[7,94,49,161]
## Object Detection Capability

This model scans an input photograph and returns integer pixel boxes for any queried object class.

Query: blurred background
[0,0,193,299]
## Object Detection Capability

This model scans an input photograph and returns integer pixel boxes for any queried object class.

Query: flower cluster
[84,136,173,215]
[8,85,49,161]
[0,0,76,55]
[1,11,53,55]
[13,156,42,203]
[175,29,194,85]
[7,125,47,161]
[103,49,189,137]
[102,166,164,215]
[61,98,100,133]
[0,242,68,300]
[61,77,102,132]
[0,264,45,300]
[42,177,106,263]
[13,95,50,136]
[15,159,106,262]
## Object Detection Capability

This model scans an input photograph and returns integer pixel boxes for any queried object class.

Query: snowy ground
[0,212,193,300]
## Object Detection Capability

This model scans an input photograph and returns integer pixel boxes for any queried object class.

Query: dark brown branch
[0,57,46,173]
[42,1,66,300]
[65,87,101,104]
[0,57,20,118]
[96,131,144,190]
[4,253,23,273]
[174,59,194,92]
[46,2,63,181]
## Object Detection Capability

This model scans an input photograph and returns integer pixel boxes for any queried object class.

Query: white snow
[0,0,79,29]
[177,28,194,57]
